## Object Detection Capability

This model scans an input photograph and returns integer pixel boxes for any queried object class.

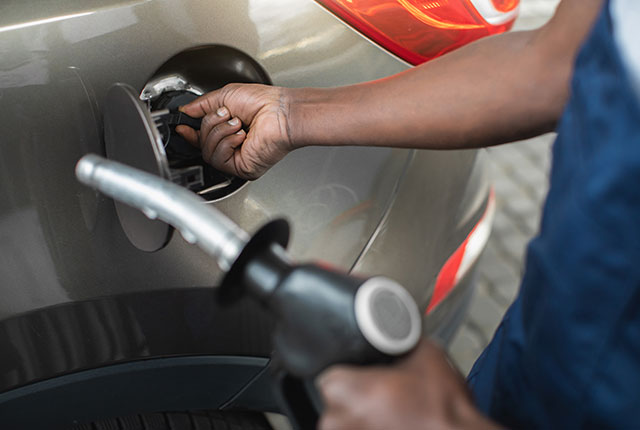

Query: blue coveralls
[468,3,640,429]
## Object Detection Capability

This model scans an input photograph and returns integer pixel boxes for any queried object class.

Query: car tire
[73,410,273,430]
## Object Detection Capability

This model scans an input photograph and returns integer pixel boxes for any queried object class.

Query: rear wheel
[73,410,272,430]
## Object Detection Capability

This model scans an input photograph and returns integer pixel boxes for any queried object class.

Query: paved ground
[447,0,561,375]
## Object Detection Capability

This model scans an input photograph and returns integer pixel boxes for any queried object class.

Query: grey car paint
[0,0,489,394]
[0,0,418,316]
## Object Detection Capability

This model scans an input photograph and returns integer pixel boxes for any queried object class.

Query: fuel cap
[104,83,172,252]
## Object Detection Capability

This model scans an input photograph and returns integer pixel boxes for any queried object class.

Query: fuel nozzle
[75,154,422,419]
[229,239,422,377]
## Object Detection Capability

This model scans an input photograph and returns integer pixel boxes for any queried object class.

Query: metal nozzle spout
[75,154,250,272]
[75,154,99,185]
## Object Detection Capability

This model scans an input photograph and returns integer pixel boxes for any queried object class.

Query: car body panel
[0,0,411,319]
[0,0,493,413]
[353,149,490,310]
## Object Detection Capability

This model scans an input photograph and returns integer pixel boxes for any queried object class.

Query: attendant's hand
[317,339,500,430]
[177,83,294,180]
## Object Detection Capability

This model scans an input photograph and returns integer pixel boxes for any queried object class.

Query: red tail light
[316,0,519,65]
[491,0,519,13]
[427,190,495,314]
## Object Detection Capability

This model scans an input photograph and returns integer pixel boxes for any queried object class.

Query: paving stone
[519,133,555,161]
[490,278,520,306]
[448,324,486,376]
[501,191,539,217]
[503,208,538,238]
[479,244,520,281]
[492,175,521,200]
[491,145,538,173]
[476,242,506,270]
[532,184,550,202]
[511,162,548,189]
[494,235,530,275]
[466,288,508,342]
[523,210,544,235]
[478,252,521,292]
[491,207,519,235]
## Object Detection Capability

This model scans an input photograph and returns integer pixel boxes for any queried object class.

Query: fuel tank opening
[103,45,271,252]
[148,89,246,201]
[140,44,272,201]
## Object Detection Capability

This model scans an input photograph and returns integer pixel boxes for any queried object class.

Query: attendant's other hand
[317,339,500,430]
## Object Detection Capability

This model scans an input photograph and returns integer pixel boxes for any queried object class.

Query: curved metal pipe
[76,154,249,272]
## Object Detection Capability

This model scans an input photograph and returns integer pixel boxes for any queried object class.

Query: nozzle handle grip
[242,247,422,377]
[166,110,202,130]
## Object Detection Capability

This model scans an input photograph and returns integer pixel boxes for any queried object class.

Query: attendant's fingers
[175,125,200,148]
[179,90,222,118]
[202,117,243,161]
[316,365,369,410]
[404,340,460,377]
[205,128,246,175]
[199,107,231,149]
[318,411,360,430]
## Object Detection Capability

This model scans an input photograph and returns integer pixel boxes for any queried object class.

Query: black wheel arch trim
[0,287,276,393]
[0,355,278,429]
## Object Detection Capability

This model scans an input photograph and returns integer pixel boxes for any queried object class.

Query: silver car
[0,0,517,428]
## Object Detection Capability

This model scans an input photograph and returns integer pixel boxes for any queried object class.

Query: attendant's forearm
[289,30,554,149]
[288,0,602,150]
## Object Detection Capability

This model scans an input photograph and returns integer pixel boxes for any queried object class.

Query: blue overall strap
[467,2,640,429]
